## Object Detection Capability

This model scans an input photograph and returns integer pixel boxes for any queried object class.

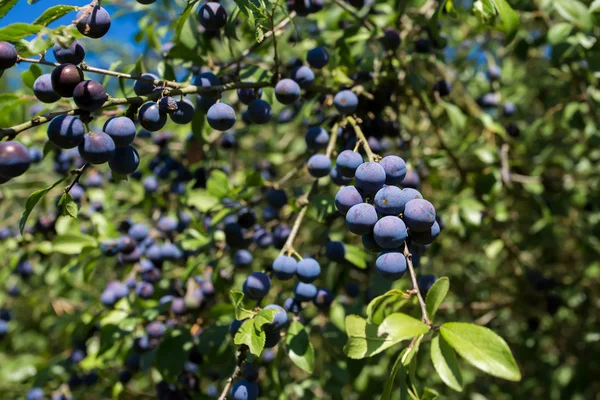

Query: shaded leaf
[32,5,77,26]
[425,277,449,321]
[430,334,463,392]
[366,289,409,325]
[19,177,67,234]
[285,320,314,373]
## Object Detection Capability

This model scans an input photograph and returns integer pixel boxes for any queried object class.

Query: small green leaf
[176,0,199,41]
[344,313,430,359]
[425,277,449,321]
[187,189,219,211]
[382,350,409,400]
[58,192,78,219]
[0,0,19,20]
[32,5,77,26]
[234,319,265,356]
[285,320,314,374]
[430,334,463,392]
[440,322,521,381]
[52,233,97,254]
[548,22,573,45]
[489,0,520,43]
[553,0,593,31]
[366,289,409,325]
[344,244,367,269]
[0,23,44,41]
[253,308,277,331]
[206,170,231,198]
[230,290,256,320]
[21,64,42,89]
[307,194,335,223]
[225,6,241,41]
[19,177,67,234]
[156,329,193,379]
[441,101,467,130]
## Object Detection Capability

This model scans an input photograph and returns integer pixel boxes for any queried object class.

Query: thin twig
[72,0,99,28]
[0,81,271,139]
[332,0,374,31]
[218,347,247,400]
[346,116,376,162]
[64,163,89,194]
[403,245,431,326]
[270,8,280,83]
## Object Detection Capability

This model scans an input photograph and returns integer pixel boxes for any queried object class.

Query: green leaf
[430,334,463,392]
[225,6,241,41]
[344,313,430,359]
[0,0,19,20]
[19,177,67,234]
[176,0,199,41]
[32,5,77,26]
[440,322,521,381]
[253,308,277,330]
[307,194,335,223]
[234,319,265,356]
[21,64,42,89]
[553,0,593,31]
[366,289,409,325]
[156,329,193,379]
[489,0,519,43]
[344,244,367,269]
[206,170,231,198]
[381,351,409,400]
[425,277,449,322]
[58,193,78,219]
[285,320,315,374]
[187,189,219,211]
[0,23,44,42]
[52,233,97,254]
[548,22,573,45]
[230,290,256,321]
[441,101,466,130]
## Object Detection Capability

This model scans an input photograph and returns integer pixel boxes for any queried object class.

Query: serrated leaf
[425,277,449,322]
[253,308,277,330]
[234,319,265,356]
[489,0,520,43]
[440,322,521,381]
[230,290,256,320]
[285,320,314,374]
[431,334,463,391]
[32,5,77,26]
[58,192,78,219]
[366,289,409,325]
[0,0,19,20]
[344,244,367,269]
[0,23,44,41]
[344,313,430,359]
[19,177,67,234]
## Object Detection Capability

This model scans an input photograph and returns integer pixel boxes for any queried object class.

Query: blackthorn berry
[403,199,436,232]
[305,126,329,150]
[355,161,386,195]
[53,40,85,64]
[247,99,272,124]
[314,288,334,309]
[76,6,111,38]
[48,115,85,149]
[0,42,17,69]
[333,90,358,114]
[272,255,297,280]
[133,73,159,96]
[207,102,236,131]
[198,2,227,31]
[73,80,108,111]
[294,282,318,302]
[335,185,364,215]
[379,155,406,185]
[0,141,31,178]
[108,146,140,175]
[237,88,262,105]
[78,132,116,164]
[242,272,271,299]
[376,251,407,280]
[296,257,321,283]
[139,102,167,131]
[306,154,331,178]
[345,203,377,235]
[170,99,195,124]
[336,150,363,177]
[103,116,136,147]
[291,66,315,88]
[373,216,407,249]
[51,64,84,97]
[158,96,178,114]
[275,79,301,105]
[33,74,60,103]
[307,46,329,69]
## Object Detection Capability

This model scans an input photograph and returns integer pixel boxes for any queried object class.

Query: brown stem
[64,163,89,194]
[403,245,431,326]
[346,116,376,162]
[217,347,247,400]
[332,0,374,30]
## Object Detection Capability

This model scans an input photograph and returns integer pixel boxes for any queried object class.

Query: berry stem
[64,163,89,194]
[403,245,431,326]
[346,116,376,162]
[218,346,247,400]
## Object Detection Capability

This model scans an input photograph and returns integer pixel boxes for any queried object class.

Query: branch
[17,57,182,89]
[0,81,271,139]
[403,245,431,326]
[64,163,89,194]
[220,12,296,71]
[218,347,247,400]
[346,116,376,162]
[332,0,374,31]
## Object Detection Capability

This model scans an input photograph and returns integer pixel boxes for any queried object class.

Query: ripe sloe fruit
[247,99,272,124]
[381,29,401,50]
[433,80,451,97]
[264,304,287,331]
[207,102,236,131]
[355,161,386,195]
[158,96,178,114]
[333,90,358,114]
[242,272,271,299]
[284,297,302,313]
[275,79,301,104]
[138,102,167,131]
[291,66,315,88]
[53,40,85,64]
[198,2,227,31]
[307,46,329,69]
[0,42,17,69]
[108,146,140,175]
[379,155,406,184]
[234,249,253,267]
[73,80,108,111]
[78,132,116,164]
[51,64,84,97]
[170,99,195,124]
[237,88,262,105]
[345,203,378,235]
[409,220,440,245]
[0,141,31,178]
[266,188,287,208]
[294,282,318,302]
[33,74,60,103]
[48,115,85,149]
[336,150,363,177]
[314,288,334,309]
[305,126,329,150]
[487,65,501,81]
[330,167,352,185]
[417,274,437,294]
[296,257,320,283]
[373,216,407,249]
[76,6,111,39]
[376,251,407,280]
[133,73,158,96]
[335,185,364,215]
[362,233,384,253]
[231,379,258,400]
[307,154,331,178]
[325,241,345,262]
[103,116,136,147]
[403,199,436,232]
[272,255,297,280]
[400,169,420,188]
